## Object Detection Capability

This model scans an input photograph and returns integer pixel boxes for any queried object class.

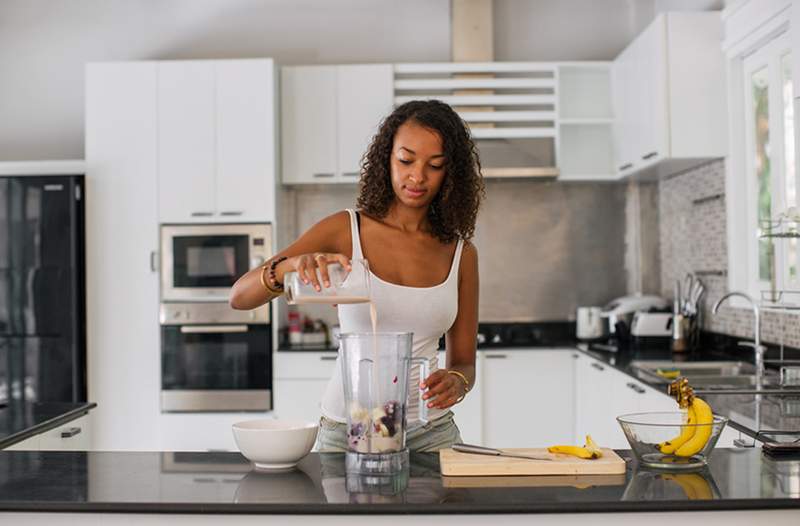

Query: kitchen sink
[630,360,800,394]
[630,360,756,383]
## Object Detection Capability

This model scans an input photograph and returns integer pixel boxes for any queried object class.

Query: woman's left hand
[421,370,468,410]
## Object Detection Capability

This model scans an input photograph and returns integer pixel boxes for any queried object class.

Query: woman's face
[389,120,446,210]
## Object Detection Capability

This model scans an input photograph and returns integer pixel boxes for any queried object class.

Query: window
[742,33,796,297]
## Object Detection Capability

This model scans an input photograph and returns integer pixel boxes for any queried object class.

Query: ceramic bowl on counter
[617,411,728,470]
[232,419,319,471]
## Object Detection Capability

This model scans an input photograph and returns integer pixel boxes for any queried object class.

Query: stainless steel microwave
[160,223,272,302]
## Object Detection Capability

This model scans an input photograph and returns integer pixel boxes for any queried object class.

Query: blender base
[345,448,409,475]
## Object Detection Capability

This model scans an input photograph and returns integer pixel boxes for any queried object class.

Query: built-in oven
[160,302,272,412]
[160,223,272,303]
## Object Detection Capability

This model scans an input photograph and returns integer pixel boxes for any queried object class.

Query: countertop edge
[0,402,97,449]
[1,498,798,514]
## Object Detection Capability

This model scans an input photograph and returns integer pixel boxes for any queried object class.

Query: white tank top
[320,209,464,424]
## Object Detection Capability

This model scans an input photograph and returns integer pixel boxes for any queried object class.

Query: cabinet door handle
[180,325,248,334]
[191,211,214,217]
[618,163,633,171]
[150,251,159,273]
[320,355,337,361]
[591,362,605,371]
[626,382,645,394]
[219,211,243,217]
[485,354,508,359]
[641,151,658,160]
[312,173,335,178]
[572,353,580,359]
[342,172,360,177]
[61,427,81,438]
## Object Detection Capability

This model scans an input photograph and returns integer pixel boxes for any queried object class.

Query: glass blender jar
[339,332,429,476]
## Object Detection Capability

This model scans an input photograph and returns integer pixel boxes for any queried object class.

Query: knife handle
[453,443,502,456]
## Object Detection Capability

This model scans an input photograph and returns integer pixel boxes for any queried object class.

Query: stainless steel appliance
[576,306,606,340]
[0,175,86,404]
[160,223,272,303]
[160,302,271,412]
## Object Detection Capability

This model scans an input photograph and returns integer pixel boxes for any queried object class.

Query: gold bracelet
[260,264,283,295]
[447,369,470,393]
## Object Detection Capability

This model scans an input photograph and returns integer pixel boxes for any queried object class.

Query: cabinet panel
[215,60,276,222]
[38,414,92,450]
[336,64,394,178]
[273,379,329,424]
[86,62,161,451]
[574,354,620,447]
[484,351,574,448]
[281,66,338,184]
[157,61,216,222]
[637,15,668,165]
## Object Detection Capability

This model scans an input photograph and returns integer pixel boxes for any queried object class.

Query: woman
[230,99,484,452]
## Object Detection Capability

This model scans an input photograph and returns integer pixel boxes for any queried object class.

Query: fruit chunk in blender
[348,401,404,453]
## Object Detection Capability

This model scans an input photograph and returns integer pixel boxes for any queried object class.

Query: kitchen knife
[452,443,553,461]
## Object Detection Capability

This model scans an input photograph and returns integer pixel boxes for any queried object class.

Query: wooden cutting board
[439,448,627,477]
[441,472,627,488]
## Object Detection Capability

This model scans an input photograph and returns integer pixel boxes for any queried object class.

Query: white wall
[0,0,450,161]
[493,0,723,61]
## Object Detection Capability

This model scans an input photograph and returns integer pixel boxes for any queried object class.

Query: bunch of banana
[657,377,714,457]
[660,473,714,500]
[548,435,603,459]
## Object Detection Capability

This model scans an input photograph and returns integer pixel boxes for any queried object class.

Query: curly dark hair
[355,99,485,244]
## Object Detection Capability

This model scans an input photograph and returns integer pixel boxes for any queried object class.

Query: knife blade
[452,443,553,461]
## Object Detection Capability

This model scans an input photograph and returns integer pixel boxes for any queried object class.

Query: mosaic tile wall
[658,159,800,348]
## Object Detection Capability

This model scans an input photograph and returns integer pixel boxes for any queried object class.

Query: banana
[675,397,713,457]
[547,445,597,459]
[547,435,603,459]
[658,405,697,454]
[584,435,603,458]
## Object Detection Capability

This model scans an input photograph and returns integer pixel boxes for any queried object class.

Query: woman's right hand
[283,253,351,292]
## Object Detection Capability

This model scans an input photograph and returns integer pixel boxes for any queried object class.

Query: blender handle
[410,357,430,430]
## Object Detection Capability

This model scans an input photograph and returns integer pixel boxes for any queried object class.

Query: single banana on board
[548,435,604,460]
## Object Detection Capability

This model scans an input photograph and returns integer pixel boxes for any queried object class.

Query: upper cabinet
[612,12,726,178]
[157,59,277,222]
[281,64,393,184]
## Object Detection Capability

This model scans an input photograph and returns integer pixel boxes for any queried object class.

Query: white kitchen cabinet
[281,64,393,184]
[336,64,394,178]
[215,60,277,222]
[611,12,726,178]
[483,350,574,448]
[157,61,216,221]
[273,351,338,423]
[158,59,277,222]
[0,411,94,453]
[574,353,622,447]
[280,66,337,184]
[86,61,162,451]
[438,350,483,445]
[37,413,93,451]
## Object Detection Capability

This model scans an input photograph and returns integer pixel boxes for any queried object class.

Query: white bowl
[232,419,319,471]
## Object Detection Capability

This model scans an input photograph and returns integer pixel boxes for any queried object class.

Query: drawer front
[38,414,92,451]
[274,351,339,380]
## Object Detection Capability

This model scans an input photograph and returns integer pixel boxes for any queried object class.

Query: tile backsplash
[658,159,800,348]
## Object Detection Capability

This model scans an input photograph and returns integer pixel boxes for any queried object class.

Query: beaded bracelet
[260,256,287,295]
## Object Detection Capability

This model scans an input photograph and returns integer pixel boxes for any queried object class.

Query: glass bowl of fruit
[617,377,727,470]
[617,411,728,470]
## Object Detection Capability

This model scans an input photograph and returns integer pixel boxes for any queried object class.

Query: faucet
[712,291,765,379]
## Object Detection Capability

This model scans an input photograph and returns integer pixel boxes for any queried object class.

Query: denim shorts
[316,411,462,453]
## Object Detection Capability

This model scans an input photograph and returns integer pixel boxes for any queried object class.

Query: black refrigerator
[0,175,86,404]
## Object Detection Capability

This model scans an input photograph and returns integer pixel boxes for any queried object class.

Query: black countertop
[0,449,798,513]
[0,402,96,449]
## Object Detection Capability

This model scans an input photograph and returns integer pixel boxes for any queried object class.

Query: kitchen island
[0,449,798,524]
